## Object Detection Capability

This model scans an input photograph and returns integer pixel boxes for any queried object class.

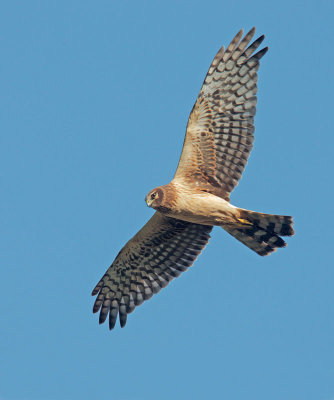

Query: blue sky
[1,1,333,399]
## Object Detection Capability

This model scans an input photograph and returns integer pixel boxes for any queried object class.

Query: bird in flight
[92,28,294,330]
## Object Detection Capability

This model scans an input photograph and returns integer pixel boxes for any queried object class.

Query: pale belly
[165,191,238,226]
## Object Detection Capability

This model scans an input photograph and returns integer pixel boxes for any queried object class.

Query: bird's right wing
[92,212,212,330]
[174,28,268,201]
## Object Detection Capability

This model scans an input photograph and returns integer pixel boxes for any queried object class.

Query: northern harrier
[92,28,294,330]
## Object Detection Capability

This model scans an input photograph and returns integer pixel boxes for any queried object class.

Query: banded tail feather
[224,209,294,256]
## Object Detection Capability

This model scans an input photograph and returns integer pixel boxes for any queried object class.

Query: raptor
[92,28,294,330]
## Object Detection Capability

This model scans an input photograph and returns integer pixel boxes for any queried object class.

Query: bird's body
[92,28,295,330]
[148,181,238,227]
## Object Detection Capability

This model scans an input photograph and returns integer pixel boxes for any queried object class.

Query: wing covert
[92,212,212,330]
[174,28,268,200]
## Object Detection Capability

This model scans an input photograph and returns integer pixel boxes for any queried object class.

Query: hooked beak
[145,196,152,207]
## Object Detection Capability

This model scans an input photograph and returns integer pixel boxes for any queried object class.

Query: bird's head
[145,187,164,209]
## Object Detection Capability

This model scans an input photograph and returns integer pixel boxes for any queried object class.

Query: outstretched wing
[174,28,268,201]
[92,212,212,330]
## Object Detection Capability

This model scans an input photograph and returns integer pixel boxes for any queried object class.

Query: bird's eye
[151,193,156,200]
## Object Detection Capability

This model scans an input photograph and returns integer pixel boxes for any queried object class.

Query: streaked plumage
[92,28,294,330]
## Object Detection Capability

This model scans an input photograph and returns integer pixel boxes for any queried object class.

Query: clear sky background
[1,1,333,399]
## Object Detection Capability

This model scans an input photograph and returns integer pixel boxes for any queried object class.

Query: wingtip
[256,34,265,44]
[252,46,269,61]
[91,281,103,296]
[236,28,244,37]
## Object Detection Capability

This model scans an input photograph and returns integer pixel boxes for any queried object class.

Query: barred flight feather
[92,213,212,329]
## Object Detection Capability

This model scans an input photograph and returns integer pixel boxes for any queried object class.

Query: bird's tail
[223,209,294,256]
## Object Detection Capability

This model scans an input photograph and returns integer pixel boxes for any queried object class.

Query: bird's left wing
[92,212,212,330]
[174,28,268,201]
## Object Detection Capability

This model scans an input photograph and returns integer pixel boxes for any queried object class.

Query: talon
[237,218,252,225]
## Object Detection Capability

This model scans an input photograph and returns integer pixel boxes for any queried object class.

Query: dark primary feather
[92,212,212,330]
